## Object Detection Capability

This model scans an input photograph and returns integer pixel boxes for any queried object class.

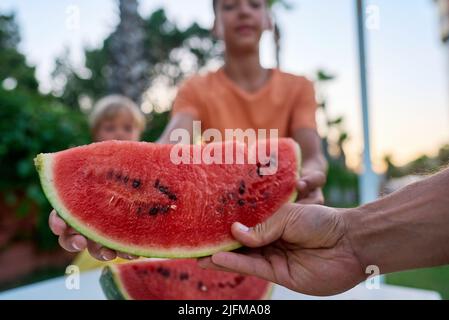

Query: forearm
[156,112,198,144]
[345,168,449,274]
[293,128,327,174]
[302,152,327,173]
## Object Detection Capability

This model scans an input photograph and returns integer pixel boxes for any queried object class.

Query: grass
[386,265,449,300]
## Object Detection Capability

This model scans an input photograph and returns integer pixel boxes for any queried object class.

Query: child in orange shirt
[50,0,326,261]
[159,0,327,203]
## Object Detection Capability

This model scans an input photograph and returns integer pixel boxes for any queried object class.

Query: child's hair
[212,0,268,13]
[89,95,146,132]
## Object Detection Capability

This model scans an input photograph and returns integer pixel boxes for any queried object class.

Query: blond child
[89,95,145,142]
[69,95,146,269]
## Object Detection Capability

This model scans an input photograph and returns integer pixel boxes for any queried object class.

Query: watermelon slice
[35,139,300,258]
[100,259,273,300]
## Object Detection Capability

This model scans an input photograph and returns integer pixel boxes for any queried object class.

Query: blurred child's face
[93,110,141,142]
[213,0,271,53]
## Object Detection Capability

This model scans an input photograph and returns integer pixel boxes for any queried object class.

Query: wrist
[341,205,389,275]
[301,159,327,174]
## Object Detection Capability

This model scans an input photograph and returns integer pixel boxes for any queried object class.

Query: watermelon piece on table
[34,139,300,258]
[100,258,273,300]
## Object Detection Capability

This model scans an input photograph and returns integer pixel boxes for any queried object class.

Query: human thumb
[231,203,296,248]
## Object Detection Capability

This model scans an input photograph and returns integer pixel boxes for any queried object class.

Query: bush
[0,88,90,248]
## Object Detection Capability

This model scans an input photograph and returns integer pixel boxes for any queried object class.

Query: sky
[1,0,448,172]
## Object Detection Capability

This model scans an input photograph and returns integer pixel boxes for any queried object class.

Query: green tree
[0,13,89,251]
[268,0,293,68]
[314,69,359,207]
[0,14,38,92]
[107,0,148,103]
[52,8,221,108]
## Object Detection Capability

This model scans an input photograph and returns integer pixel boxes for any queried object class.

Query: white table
[0,269,441,300]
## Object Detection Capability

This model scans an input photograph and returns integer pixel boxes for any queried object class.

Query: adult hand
[296,169,326,204]
[198,203,364,296]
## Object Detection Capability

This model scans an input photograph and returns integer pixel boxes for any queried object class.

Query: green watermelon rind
[99,265,129,300]
[34,140,301,258]
[35,153,242,258]
[99,262,275,300]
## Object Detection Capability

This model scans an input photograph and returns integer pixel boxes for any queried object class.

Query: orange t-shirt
[172,68,317,137]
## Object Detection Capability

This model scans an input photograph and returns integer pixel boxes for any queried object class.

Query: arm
[157,112,199,144]
[292,128,327,204]
[199,168,449,295]
[346,167,449,273]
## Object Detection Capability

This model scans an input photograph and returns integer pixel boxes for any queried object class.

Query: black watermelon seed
[238,181,246,195]
[155,181,177,201]
[157,267,170,278]
[123,176,129,184]
[159,186,169,194]
[179,272,189,281]
[238,199,245,206]
[168,194,177,201]
[132,179,141,189]
[149,207,159,216]
[197,281,204,290]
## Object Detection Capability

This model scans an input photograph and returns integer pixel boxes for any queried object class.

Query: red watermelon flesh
[100,259,273,300]
[34,139,300,258]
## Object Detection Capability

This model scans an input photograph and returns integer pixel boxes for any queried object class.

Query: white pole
[356,0,378,204]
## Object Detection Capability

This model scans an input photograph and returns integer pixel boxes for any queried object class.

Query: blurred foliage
[52,8,221,108]
[0,14,38,92]
[315,69,359,207]
[384,144,449,179]
[141,111,170,142]
[1,12,89,250]
[0,87,89,248]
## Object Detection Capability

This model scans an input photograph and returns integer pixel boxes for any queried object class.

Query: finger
[261,246,292,285]
[117,252,139,260]
[197,257,237,273]
[49,210,67,236]
[65,226,81,236]
[296,180,308,193]
[231,203,296,247]
[301,172,326,190]
[87,240,117,261]
[58,233,87,252]
[210,252,275,281]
